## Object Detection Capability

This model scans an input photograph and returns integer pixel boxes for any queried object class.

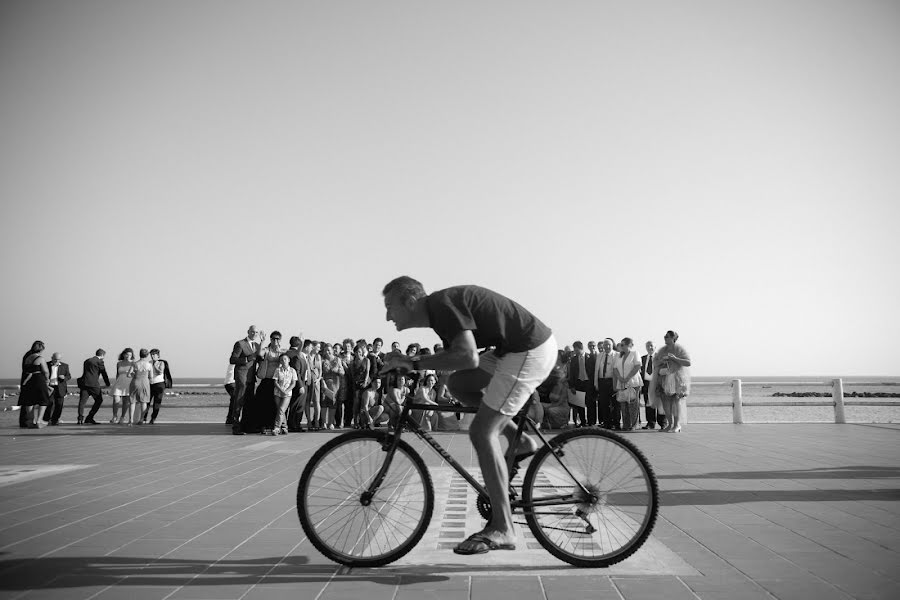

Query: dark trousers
[571,406,586,426]
[231,369,256,430]
[42,386,66,423]
[144,382,165,421]
[573,380,598,425]
[287,385,305,429]
[79,387,104,420]
[596,378,616,428]
[641,381,665,428]
[225,383,236,422]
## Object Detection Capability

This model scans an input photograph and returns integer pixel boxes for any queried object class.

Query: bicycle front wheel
[297,430,434,567]
[521,429,658,567]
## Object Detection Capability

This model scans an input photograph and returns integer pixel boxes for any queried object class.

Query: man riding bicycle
[380,276,557,555]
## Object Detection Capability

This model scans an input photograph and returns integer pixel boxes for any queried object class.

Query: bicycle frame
[359,397,595,511]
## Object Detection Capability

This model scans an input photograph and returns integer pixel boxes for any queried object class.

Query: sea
[2,376,899,424]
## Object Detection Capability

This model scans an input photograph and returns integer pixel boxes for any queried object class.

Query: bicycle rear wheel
[297,430,434,567]
[521,429,658,567]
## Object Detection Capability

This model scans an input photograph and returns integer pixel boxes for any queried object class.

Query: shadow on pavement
[0,554,448,589]
[0,423,326,437]
[657,465,900,480]
[660,487,900,506]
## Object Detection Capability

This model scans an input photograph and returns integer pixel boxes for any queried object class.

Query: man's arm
[382,330,479,374]
[229,341,243,366]
[100,363,110,387]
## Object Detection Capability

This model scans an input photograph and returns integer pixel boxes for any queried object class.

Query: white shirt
[593,351,618,386]
[225,364,235,385]
[49,363,59,384]
[150,360,166,385]
[614,351,643,389]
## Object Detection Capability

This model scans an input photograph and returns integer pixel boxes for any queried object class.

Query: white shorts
[478,334,558,417]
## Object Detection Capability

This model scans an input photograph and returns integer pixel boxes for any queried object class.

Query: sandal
[453,532,516,555]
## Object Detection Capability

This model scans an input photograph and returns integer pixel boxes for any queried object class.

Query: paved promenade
[0,418,897,600]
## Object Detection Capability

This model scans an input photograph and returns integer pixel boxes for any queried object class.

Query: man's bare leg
[448,370,536,455]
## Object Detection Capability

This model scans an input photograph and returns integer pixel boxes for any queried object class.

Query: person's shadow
[0,554,447,590]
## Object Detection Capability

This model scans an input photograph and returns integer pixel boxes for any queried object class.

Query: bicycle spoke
[298,433,432,565]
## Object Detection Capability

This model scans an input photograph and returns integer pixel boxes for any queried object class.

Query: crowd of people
[224,327,458,436]
[16,342,172,428]
[221,326,691,436]
[14,329,690,435]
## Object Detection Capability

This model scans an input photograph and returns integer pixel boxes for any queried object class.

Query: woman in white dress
[127,349,153,426]
[109,348,134,424]
[649,330,692,432]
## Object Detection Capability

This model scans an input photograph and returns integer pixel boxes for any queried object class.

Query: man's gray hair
[382,276,427,302]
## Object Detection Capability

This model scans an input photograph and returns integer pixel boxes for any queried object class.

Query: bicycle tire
[296,430,434,567]
[521,428,658,567]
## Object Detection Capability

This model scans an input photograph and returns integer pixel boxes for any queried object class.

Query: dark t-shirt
[426,285,552,356]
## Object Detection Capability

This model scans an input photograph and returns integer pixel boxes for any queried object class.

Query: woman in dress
[244,331,282,434]
[650,330,692,433]
[110,349,135,424]
[304,341,323,430]
[613,337,643,431]
[320,344,345,430]
[411,372,439,431]
[349,344,371,428]
[272,353,298,435]
[127,349,152,426]
[340,339,356,428]
[19,341,51,428]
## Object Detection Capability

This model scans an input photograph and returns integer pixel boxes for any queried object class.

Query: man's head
[95,349,106,358]
[383,276,427,331]
[391,341,401,351]
[51,352,62,361]
[373,338,383,352]
[587,341,597,354]
[572,341,584,355]
[302,339,314,351]
[247,325,259,340]
[289,336,301,348]
[646,341,655,354]
[600,339,612,353]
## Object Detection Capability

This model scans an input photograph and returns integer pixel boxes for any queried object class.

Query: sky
[1,0,898,378]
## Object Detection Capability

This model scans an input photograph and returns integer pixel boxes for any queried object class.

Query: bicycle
[296,392,658,568]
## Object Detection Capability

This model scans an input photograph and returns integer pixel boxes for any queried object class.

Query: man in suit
[640,340,665,429]
[41,352,71,425]
[593,338,619,429]
[285,336,308,431]
[229,325,263,435]
[143,349,173,424]
[78,349,110,425]
[566,341,592,427]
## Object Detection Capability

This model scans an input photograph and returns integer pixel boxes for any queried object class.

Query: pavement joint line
[159,503,301,600]
[79,464,312,600]
[0,448,303,563]
[0,434,238,519]
[98,452,308,559]
[0,447,276,540]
